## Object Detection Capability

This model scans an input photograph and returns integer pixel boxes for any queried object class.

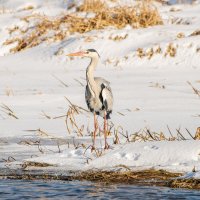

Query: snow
[0,0,200,178]
[22,140,200,173]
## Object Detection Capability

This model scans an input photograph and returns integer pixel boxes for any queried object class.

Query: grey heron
[67,49,113,149]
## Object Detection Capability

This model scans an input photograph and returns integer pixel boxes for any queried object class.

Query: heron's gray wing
[85,85,92,111]
[100,82,113,112]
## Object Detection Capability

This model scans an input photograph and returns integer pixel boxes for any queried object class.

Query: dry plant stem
[176,129,186,140]
[187,81,200,98]
[167,125,174,139]
[52,75,69,87]
[185,128,195,140]
[1,103,18,119]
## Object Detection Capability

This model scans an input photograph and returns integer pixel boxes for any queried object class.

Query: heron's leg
[92,112,98,149]
[104,111,109,149]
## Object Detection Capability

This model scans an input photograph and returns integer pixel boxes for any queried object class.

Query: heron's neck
[86,56,98,97]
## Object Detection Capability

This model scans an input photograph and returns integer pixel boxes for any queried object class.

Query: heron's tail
[106,110,112,119]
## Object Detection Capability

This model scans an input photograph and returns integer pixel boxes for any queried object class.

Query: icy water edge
[1,179,200,200]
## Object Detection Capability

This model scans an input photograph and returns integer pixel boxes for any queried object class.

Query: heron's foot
[91,145,96,152]
[104,143,110,150]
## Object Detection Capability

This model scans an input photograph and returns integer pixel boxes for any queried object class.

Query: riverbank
[1,168,200,190]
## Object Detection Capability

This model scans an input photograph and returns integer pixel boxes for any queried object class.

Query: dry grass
[190,29,200,36]
[0,103,18,119]
[129,126,198,142]
[194,127,200,140]
[4,0,163,52]
[109,33,128,41]
[77,0,106,12]
[136,43,178,59]
[130,129,170,142]
[63,97,197,144]
[177,32,185,38]
[187,81,200,98]
[4,87,14,96]
[137,45,162,59]
[164,43,177,57]
[75,169,181,185]
[0,169,181,187]
[168,178,200,189]
[21,161,56,169]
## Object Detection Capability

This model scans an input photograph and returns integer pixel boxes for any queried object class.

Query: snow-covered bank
[0,0,200,179]
[23,140,200,173]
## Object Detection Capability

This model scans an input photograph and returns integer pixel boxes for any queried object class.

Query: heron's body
[85,77,113,119]
[67,49,113,149]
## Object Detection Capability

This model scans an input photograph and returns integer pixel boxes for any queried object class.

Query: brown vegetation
[168,178,200,189]
[75,169,181,185]
[2,168,199,189]
[4,0,163,52]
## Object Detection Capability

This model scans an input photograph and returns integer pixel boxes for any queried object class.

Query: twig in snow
[52,74,69,87]
[65,96,89,113]
[57,141,61,153]
[187,81,200,98]
[0,103,18,119]
[176,129,186,140]
[74,78,84,87]
[185,128,195,140]
[146,129,156,141]
[53,114,67,119]
[117,111,125,116]
[41,110,52,119]
[37,143,44,154]
[2,156,16,163]
[167,125,175,140]
[65,96,79,113]
[113,128,120,144]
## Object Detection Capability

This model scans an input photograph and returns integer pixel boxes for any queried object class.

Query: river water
[0,179,200,200]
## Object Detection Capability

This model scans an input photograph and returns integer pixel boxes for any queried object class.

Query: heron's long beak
[66,51,85,57]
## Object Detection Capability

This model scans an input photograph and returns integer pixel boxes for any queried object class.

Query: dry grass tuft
[177,32,185,38]
[164,43,177,57]
[190,29,200,37]
[77,0,106,12]
[4,0,163,52]
[21,5,34,11]
[194,127,200,140]
[136,44,180,60]
[130,129,169,142]
[5,87,14,96]
[21,161,56,169]
[109,33,128,41]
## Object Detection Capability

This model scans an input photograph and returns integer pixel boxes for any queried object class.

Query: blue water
[0,179,200,200]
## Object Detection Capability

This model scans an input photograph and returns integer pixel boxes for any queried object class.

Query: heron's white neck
[86,56,99,97]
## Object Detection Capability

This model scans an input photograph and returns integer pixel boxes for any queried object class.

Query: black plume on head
[87,49,97,52]
[87,49,100,57]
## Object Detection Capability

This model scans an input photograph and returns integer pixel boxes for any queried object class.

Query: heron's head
[66,49,100,58]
